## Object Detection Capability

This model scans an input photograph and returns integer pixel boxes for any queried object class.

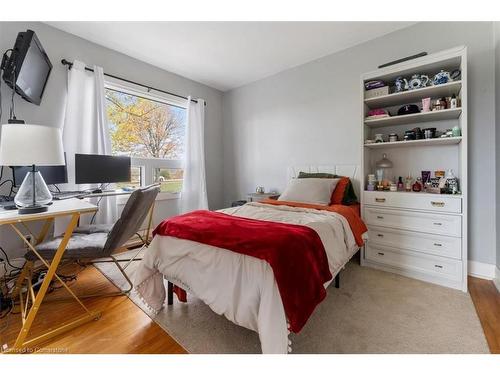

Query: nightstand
[246,193,279,202]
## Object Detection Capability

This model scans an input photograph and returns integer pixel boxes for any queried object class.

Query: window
[154,168,184,193]
[130,166,142,187]
[104,84,187,196]
[115,166,142,190]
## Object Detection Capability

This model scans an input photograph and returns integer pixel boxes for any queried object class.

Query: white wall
[223,22,496,265]
[0,22,224,257]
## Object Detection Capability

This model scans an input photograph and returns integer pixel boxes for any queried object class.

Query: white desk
[2,199,100,352]
[84,189,136,198]
[0,198,96,223]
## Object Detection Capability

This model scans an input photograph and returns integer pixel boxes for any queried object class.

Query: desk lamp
[375,153,393,190]
[0,124,64,214]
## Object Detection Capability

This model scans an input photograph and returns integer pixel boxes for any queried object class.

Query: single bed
[134,165,367,354]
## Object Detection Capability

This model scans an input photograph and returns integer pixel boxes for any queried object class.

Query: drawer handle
[434,264,443,269]
[377,234,384,238]
[375,198,386,203]
[431,201,445,207]
[433,243,442,247]
[376,216,384,219]
[377,252,385,256]
[433,222,442,226]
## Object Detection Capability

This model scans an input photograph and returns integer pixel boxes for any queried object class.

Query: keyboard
[52,191,89,200]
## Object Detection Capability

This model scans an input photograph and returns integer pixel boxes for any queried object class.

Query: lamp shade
[0,124,65,166]
[375,153,393,169]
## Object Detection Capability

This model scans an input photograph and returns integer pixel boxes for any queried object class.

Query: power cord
[0,246,16,327]
[0,246,22,271]
[90,197,103,224]
[9,65,16,120]
[0,49,13,123]
[0,166,12,192]
[89,183,110,224]
[0,48,16,197]
[7,57,16,121]
[0,49,15,122]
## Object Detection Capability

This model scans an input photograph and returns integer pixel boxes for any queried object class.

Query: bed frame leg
[167,281,174,305]
[334,273,340,289]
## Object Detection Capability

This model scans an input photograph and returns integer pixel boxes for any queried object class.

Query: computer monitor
[75,153,131,184]
[12,153,68,186]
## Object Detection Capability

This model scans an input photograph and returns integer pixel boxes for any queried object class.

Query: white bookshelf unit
[360,47,468,292]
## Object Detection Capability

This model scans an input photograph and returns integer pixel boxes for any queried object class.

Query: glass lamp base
[14,169,53,214]
[18,205,49,214]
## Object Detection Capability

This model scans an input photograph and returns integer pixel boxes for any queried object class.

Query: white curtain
[56,60,116,233]
[179,97,208,213]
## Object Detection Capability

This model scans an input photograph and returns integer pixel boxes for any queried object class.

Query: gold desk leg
[11,217,52,301]
[145,201,155,244]
[35,218,54,245]
[10,261,33,301]
[10,213,101,351]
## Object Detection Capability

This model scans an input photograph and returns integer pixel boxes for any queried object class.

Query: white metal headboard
[287,165,361,197]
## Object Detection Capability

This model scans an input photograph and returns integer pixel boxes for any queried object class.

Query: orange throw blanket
[258,199,367,247]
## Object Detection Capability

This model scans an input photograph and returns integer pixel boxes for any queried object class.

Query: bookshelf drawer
[364,207,461,237]
[363,191,461,214]
[365,243,462,281]
[367,226,461,259]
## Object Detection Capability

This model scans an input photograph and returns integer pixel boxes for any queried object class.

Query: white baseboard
[494,267,500,293]
[468,260,496,280]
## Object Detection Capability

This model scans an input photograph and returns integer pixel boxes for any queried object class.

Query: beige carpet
[95,249,489,354]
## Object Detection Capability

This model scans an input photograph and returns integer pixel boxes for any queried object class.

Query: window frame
[104,78,187,201]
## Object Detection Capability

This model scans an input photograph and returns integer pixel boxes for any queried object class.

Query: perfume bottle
[445,169,459,194]
[412,177,422,192]
[405,174,413,192]
[450,94,457,109]
[397,176,404,191]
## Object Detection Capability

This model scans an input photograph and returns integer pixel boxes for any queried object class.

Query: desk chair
[23,184,160,298]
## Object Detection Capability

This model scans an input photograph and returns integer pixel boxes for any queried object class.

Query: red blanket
[153,210,332,333]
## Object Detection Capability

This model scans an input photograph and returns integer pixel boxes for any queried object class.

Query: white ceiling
[46,22,415,92]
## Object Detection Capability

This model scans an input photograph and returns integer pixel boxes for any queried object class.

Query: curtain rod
[61,59,205,106]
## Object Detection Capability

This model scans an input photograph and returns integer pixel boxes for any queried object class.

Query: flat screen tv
[2,30,52,105]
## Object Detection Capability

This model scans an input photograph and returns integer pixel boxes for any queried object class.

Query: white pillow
[278,178,339,205]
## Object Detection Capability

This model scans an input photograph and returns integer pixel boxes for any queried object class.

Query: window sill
[157,192,181,201]
[116,191,180,205]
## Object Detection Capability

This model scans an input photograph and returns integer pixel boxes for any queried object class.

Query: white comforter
[134,202,359,354]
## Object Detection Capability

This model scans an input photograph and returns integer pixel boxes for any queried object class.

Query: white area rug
[95,249,489,354]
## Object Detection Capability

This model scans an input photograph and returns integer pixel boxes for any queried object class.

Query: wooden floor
[468,276,500,354]
[1,266,499,354]
[1,264,186,354]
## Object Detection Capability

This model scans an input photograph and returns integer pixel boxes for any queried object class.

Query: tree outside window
[106,89,186,159]
[105,88,186,192]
